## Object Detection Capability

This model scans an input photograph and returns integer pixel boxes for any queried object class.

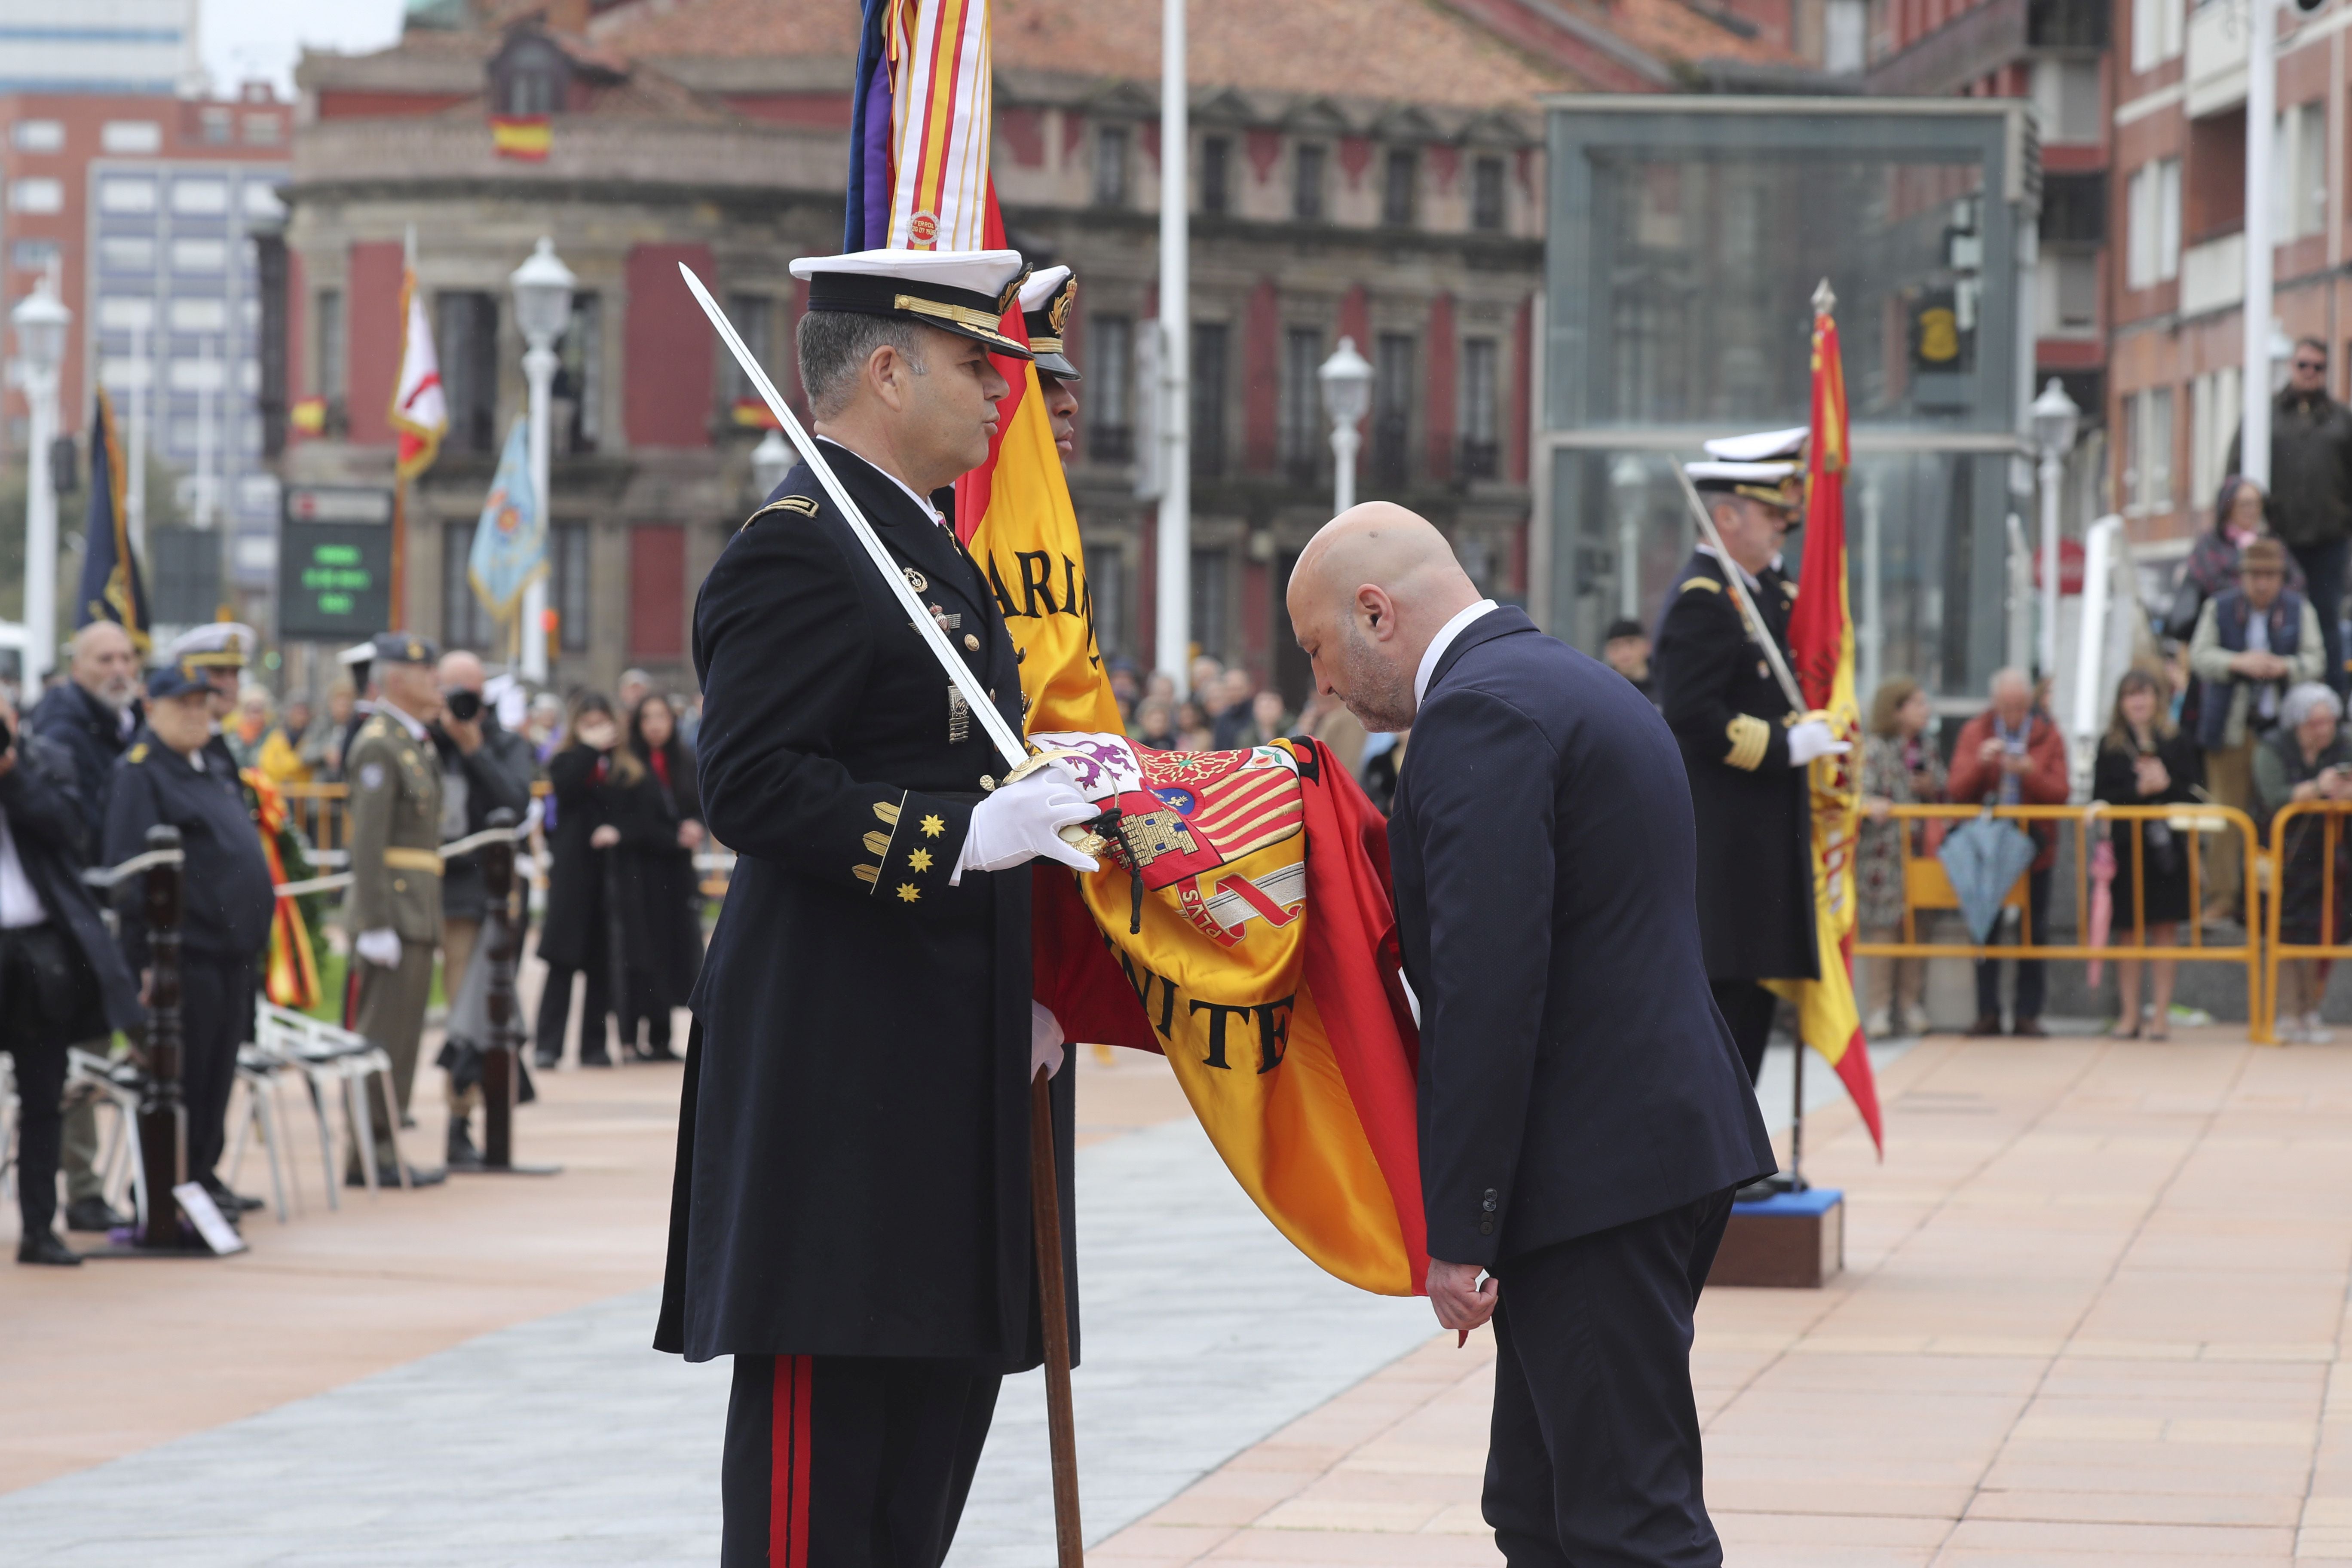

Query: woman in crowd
[2093,668,2200,1039]
[610,694,706,1062]
[1858,676,1945,1038]
[1176,700,1215,752]
[2255,682,2352,1043]
[533,692,631,1068]
[1134,698,1177,751]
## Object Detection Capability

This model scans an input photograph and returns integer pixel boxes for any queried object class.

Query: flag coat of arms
[469,417,546,625]
[851,0,1429,1294]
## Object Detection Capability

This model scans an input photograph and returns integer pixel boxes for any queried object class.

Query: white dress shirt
[818,436,946,527]
[1414,599,1501,709]
[0,810,49,929]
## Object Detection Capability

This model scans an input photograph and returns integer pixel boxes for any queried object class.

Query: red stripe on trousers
[772,1355,812,1568]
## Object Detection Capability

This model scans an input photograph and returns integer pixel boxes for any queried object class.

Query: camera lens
[444,689,483,722]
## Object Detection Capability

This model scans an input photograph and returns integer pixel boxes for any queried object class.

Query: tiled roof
[1605,0,1805,67]
[598,0,1585,106]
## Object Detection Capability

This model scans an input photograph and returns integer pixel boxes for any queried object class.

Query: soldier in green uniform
[341,633,447,1188]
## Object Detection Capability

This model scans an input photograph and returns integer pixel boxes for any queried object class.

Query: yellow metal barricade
[1852,802,2268,1042]
[2260,799,2352,1041]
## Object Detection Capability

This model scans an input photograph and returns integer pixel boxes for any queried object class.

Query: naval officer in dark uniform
[656,247,1098,1567]
[1652,433,1847,1084]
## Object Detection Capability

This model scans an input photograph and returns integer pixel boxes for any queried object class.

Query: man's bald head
[1285,503,1481,732]
[438,649,486,693]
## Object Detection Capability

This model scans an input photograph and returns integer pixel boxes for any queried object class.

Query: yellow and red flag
[490,114,551,162]
[1763,290,1884,1153]
[849,0,1429,1293]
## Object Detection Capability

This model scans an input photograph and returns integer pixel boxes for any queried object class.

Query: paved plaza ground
[0,967,2343,1564]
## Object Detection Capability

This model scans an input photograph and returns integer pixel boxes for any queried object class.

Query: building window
[1825,0,1866,70]
[444,522,498,652]
[243,113,282,146]
[552,521,589,651]
[172,178,229,214]
[2190,366,2242,507]
[1372,333,1415,489]
[1091,544,1127,659]
[11,239,60,272]
[2125,158,2180,288]
[200,106,232,144]
[2130,0,2184,70]
[2031,59,2102,145]
[101,236,154,273]
[1190,546,1230,661]
[559,292,601,454]
[500,42,565,116]
[2044,252,2098,333]
[1460,337,1500,480]
[2124,389,2173,514]
[10,119,62,151]
[2275,101,2328,240]
[721,292,772,410]
[1382,149,1417,227]
[629,524,687,659]
[2041,172,2106,244]
[1280,326,1324,483]
[1087,314,1134,462]
[1095,124,1130,208]
[1293,144,1326,222]
[172,237,227,273]
[434,291,501,456]
[1472,156,1507,232]
[101,120,162,154]
[316,288,346,402]
[1201,135,1231,215]
[9,178,63,214]
[1191,321,1228,479]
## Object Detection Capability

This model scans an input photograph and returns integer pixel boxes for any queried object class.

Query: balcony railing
[1458,438,1501,482]
[1088,424,1134,464]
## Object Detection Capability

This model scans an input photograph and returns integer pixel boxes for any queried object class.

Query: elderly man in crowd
[2229,338,2352,695]
[2190,536,2327,928]
[28,620,143,1234]
[1945,668,2071,1036]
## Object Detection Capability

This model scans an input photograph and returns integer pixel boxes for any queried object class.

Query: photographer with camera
[0,684,143,1263]
[429,650,536,1169]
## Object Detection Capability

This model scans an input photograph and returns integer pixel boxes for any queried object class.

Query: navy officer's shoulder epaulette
[741,494,823,532]
[126,742,149,764]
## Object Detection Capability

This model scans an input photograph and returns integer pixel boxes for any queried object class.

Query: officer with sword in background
[654,248,1096,1565]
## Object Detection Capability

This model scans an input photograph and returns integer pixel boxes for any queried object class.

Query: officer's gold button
[980,775,996,791]
[964,634,980,652]
[393,878,407,893]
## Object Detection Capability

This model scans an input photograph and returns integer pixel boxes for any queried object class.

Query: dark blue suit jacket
[1389,606,1775,1267]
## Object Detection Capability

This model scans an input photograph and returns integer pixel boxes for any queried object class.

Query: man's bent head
[1286,502,1481,732]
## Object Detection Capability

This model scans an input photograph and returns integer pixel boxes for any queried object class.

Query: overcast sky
[201,0,407,98]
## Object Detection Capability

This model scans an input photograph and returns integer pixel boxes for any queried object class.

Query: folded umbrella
[1939,810,2040,945]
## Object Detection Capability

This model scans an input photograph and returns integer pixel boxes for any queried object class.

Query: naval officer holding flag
[655,248,1096,1565]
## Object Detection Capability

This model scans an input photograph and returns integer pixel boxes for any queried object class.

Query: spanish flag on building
[1764,286,1884,1154]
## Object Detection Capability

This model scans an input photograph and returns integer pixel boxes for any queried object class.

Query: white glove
[953,763,1100,880]
[354,928,403,968]
[1030,999,1066,1081]
[1787,720,1850,767]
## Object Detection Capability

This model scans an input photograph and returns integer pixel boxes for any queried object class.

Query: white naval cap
[1016,265,1079,381]
[1702,426,1809,463]
[165,621,257,669]
[1685,459,1802,511]
[1017,265,1072,313]
[788,248,1032,357]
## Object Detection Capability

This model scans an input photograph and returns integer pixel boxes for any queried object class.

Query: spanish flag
[852,0,1429,1294]
[490,114,551,162]
[1763,289,1885,1153]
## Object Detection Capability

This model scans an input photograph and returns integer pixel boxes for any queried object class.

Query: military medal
[948,684,971,744]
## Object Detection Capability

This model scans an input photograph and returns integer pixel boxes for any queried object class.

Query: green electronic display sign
[277,487,395,640]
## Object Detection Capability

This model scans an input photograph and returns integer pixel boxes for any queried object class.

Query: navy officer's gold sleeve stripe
[853,793,908,890]
[1724,714,1770,771]
[741,494,822,531]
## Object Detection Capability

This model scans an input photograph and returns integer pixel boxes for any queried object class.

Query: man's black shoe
[344,1162,450,1189]
[63,1197,131,1233]
[533,1050,559,1070]
[201,1179,266,1214]
[447,1120,485,1171]
[579,1051,614,1068]
[18,1232,82,1266]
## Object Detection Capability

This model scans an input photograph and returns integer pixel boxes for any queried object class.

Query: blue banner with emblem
[467,416,544,630]
[75,390,151,652]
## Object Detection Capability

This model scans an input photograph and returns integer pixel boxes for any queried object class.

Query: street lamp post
[12,276,70,686]
[2244,0,2277,485]
[750,427,793,503]
[1153,0,1191,686]
[2030,376,2080,684]
[508,236,575,684]
[1317,336,1371,517]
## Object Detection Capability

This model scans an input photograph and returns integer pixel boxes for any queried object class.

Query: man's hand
[2000,749,2032,775]
[2134,756,2170,796]
[1977,737,2006,764]
[957,762,1099,877]
[590,824,621,849]
[1427,1258,1497,1334]
[1787,720,1850,767]
[2230,649,2290,680]
[1030,999,1066,1081]
[677,819,704,850]
[441,714,483,754]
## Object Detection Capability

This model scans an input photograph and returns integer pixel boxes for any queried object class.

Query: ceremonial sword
[1671,463,1807,714]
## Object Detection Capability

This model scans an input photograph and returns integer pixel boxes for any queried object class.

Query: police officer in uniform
[1653,432,1847,1084]
[656,248,1097,1565]
[104,658,274,1218]
[341,633,448,1188]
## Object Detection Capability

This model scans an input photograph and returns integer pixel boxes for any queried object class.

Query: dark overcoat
[1389,608,1774,1266]
[103,732,274,971]
[654,445,1076,1371]
[1652,548,1819,983]
[535,744,611,972]
[5,733,141,1038]
[609,747,704,1013]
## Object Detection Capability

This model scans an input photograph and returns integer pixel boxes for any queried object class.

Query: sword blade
[678,263,1028,768]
